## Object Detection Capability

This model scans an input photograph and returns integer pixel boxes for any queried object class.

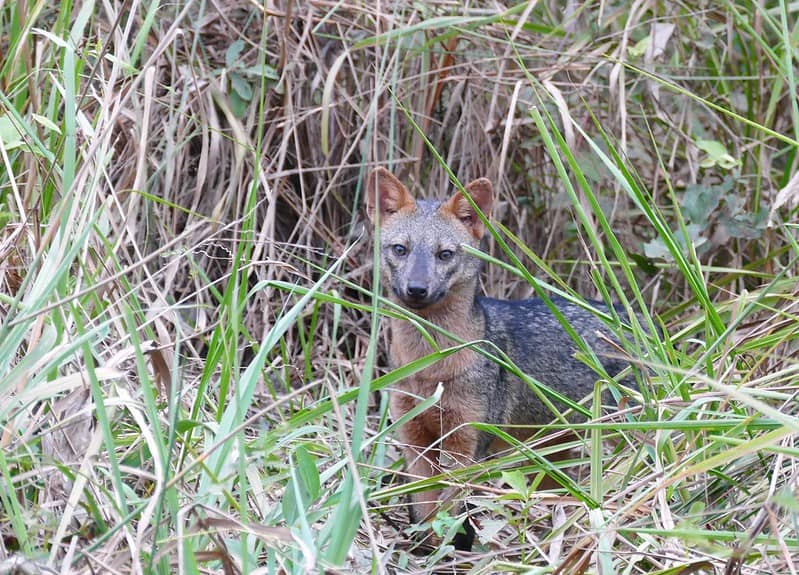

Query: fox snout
[405,282,428,300]
[393,256,442,308]
[398,282,434,308]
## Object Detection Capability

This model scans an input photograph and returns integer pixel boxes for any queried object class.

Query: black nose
[406,283,428,299]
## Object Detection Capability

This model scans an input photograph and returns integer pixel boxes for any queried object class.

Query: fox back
[477,296,631,430]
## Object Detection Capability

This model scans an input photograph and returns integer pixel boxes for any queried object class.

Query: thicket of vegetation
[1,1,798,573]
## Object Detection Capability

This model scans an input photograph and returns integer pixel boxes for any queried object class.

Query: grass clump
[1,1,798,573]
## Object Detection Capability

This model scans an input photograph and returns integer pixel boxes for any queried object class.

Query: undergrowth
[1,1,798,574]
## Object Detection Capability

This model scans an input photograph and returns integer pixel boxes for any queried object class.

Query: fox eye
[392,244,407,257]
[438,249,454,261]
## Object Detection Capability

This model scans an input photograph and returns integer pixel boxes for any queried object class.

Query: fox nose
[406,283,428,299]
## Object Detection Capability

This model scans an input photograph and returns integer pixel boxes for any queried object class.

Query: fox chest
[389,374,484,438]
[387,333,488,438]
[389,337,481,384]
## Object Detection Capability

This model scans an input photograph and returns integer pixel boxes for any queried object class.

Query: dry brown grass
[1,1,798,573]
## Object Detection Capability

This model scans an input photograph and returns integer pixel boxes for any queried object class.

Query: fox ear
[442,178,494,239]
[366,168,416,223]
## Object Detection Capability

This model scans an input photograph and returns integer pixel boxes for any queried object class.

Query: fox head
[366,167,493,312]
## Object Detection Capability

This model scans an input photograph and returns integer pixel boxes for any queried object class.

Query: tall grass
[1,1,798,573]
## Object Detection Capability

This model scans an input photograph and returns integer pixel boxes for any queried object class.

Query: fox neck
[389,282,484,374]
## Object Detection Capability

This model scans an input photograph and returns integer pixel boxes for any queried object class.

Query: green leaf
[500,470,528,499]
[294,445,320,502]
[31,113,61,134]
[281,482,300,524]
[628,36,650,58]
[431,510,459,537]
[643,236,673,261]
[281,447,320,527]
[229,90,248,117]
[695,139,741,169]
[628,251,659,276]
[239,64,279,80]
[643,225,705,261]
[324,478,362,564]
[225,39,245,68]
[0,115,24,150]
[230,71,252,101]
[174,420,203,434]
[719,212,766,239]
[682,183,723,223]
